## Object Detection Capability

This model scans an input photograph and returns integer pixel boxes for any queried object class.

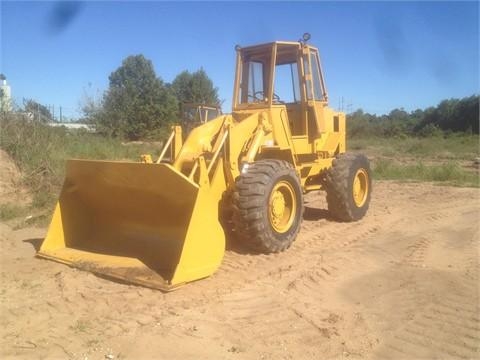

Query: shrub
[0,114,162,214]
[373,159,479,187]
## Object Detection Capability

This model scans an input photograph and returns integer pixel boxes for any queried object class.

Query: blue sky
[1,1,479,119]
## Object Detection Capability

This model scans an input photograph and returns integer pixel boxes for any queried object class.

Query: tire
[325,153,372,222]
[232,160,304,253]
[219,190,235,239]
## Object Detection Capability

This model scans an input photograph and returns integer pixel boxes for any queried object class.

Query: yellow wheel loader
[181,103,222,135]
[38,35,372,291]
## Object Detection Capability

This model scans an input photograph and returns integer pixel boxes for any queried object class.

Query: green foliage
[373,159,479,187]
[348,95,479,138]
[0,114,161,213]
[92,55,178,140]
[23,98,53,123]
[417,95,479,133]
[349,134,479,160]
[0,203,27,221]
[416,123,442,138]
[171,68,220,106]
[79,91,101,125]
[80,55,221,140]
[350,134,479,188]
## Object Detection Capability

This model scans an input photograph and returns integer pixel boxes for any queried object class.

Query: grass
[0,203,28,221]
[373,159,479,187]
[0,115,162,222]
[349,133,479,187]
[0,115,478,226]
[349,133,479,161]
[69,319,90,333]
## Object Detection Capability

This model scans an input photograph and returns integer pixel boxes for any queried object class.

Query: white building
[0,77,12,112]
[48,122,92,131]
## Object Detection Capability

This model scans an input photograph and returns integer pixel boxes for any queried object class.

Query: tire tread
[233,159,303,253]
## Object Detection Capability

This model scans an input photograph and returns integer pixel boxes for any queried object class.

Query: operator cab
[233,35,329,137]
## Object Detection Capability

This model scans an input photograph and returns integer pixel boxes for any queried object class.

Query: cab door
[301,46,329,138]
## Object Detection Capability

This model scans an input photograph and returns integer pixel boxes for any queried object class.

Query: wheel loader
[38,34,372,291]
[181,103,222,135]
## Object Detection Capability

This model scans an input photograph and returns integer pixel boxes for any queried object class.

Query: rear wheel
[233,160,304,253]
[325,153,372,221]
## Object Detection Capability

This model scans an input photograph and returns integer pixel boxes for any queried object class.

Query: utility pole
[60,106,63,123]
[347,101,353,114]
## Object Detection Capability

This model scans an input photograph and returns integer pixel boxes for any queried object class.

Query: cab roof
[237,41,319,65]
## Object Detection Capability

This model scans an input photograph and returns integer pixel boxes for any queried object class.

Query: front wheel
[324,153,372,221]
[232,160,304,253]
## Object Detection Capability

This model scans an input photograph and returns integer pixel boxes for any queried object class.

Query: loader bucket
[38,159,225,291]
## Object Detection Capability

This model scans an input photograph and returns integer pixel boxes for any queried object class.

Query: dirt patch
[0,181,478,359]
[0,149,30,205]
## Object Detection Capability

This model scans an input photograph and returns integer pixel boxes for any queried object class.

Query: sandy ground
[0,150,30,206]
[0,181,479,360]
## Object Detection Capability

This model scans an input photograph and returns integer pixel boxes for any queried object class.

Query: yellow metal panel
[270,108,293,150]
[337,112,346,153]
[171,158,227,285]
[173,115,225,173]
[292,136,312,154]
[318,106,331,133]
[320,132,341,155]
[39,159,225,290]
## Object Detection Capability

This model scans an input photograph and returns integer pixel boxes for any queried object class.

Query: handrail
[188,128,229,181]
[156,130,175,164]
[207,130,229,175]
[188,161,199,180]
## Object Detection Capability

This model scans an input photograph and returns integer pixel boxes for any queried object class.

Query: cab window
[247,61,264,102]
[274,62,300,103]
[310,51,325,101]
[238,60,266,104]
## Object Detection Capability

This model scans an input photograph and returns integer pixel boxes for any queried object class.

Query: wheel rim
[268,181,296,233]
[352,168,369,207]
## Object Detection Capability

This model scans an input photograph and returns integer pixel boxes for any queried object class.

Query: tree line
[7,53,477,141]
[82,54,220,140]
[347,95,479,138]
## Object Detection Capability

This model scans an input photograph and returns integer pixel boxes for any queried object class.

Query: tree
[23,99,53,123]
[171,68,220,106]
[347,94,479,138]
[388,108,409,122]
[94,55,178,140]
[417,96,479,134]
[79,86,103,126]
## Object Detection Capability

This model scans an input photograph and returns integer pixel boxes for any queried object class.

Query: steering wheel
[247,91,265,102]
[248,91,284,104]
[272,93,284,104]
